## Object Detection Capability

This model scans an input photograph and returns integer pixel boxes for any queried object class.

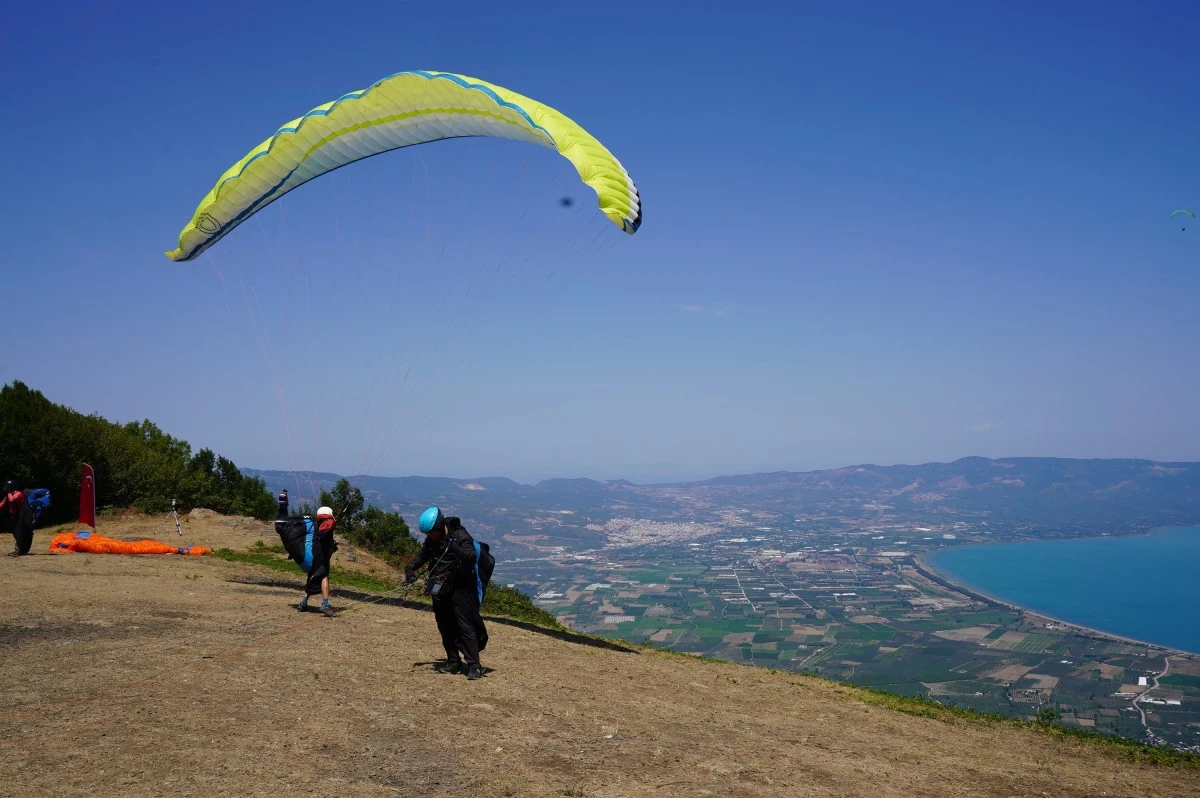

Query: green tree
[1035,707,1060,725]
[189,448,216,476]
[353,505,420,562]
[321,479,364,521]
[313,479,418,566]
[0,381,277,523]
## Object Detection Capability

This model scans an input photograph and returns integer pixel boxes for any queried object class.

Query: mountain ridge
[247,456,1200,537]
[248,455,1200,491]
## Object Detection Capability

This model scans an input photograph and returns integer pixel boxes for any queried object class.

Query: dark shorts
[304,532,335,594]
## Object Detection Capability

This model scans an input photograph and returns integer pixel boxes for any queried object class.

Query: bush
[309,479,420,566]
[0,381,277,523]
[1036,706,1061,726]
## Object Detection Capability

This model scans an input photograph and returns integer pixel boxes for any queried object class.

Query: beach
[914,546,1198,657]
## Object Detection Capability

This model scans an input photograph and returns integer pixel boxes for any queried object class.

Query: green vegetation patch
[1161,674,1200,689]
[932,679,1002,696]
[853,668,970,686]
[844,677,929,698]
[0,380,277,523]
[482,584,568,630]
[213,546,394,592]
[835,622,896,641]
[922,646,956,658]
[844,683,1200,769]
[850,648,978,685]
[956,611,1022,626]
[898,619,959,631]
[1014,633,1058,652]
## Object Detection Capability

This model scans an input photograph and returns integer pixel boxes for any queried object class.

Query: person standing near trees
[0,480,34,557]
[276,488,289,519]
[405,507,488,680]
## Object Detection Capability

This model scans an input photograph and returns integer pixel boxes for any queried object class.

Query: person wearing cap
[298,505,338,617]
[0,480,33,557]
[276,488,289,520]
[405,506,488,680]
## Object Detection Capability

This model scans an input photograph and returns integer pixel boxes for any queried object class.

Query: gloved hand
[404,568,416,585]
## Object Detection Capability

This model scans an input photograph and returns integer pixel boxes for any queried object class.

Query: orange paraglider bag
[49,530,210,556]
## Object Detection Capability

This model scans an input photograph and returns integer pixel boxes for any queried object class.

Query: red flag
[79,463,96,528]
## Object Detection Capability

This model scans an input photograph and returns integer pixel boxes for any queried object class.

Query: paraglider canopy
[1172,209,1195,231]
[165,70,642,262]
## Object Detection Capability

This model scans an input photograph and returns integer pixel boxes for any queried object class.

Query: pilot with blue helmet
[405,506,488,680]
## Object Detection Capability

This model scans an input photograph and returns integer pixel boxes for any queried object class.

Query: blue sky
[2,1,1198,484]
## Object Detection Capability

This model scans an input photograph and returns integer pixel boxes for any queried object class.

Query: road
[1133,654,1173,744]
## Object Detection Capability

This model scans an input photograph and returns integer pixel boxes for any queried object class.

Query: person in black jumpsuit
[406,507,488,680]
[1,480,33,557]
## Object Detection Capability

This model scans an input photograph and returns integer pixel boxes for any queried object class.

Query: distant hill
[676,456,1200,529]
[246,456,1200,540]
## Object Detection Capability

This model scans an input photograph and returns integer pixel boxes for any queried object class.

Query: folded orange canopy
[50,530,210,556]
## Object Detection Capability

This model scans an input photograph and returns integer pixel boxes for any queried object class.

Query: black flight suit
[0,490,33,556]
[406,517,488,669]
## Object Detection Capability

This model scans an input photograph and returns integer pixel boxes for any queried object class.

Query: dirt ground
[1,513,1197,798]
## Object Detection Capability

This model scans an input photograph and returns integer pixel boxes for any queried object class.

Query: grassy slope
[3,512,1196,798]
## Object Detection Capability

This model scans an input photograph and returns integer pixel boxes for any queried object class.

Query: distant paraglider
[560,196,574,207]
[1172,209,1195,231]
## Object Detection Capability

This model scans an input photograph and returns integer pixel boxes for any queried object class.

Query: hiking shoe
[321,604,336,618]
[466,665,483,681]
[434,660,463,675]
[296,599,308,612]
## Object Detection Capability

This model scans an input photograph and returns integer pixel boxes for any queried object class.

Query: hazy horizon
[243,451,1200,488]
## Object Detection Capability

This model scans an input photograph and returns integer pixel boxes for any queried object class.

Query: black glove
[404,568,416,584]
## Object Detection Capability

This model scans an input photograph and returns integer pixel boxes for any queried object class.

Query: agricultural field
[501,525,1200,752]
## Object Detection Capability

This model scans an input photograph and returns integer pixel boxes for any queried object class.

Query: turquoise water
[925,526,1200,654]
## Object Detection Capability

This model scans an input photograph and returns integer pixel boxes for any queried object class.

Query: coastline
[911,552,1197,658]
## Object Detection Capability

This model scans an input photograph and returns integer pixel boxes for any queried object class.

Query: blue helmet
[418,506,444,535]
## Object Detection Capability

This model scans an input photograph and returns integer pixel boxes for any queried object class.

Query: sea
[924,525,1200,654]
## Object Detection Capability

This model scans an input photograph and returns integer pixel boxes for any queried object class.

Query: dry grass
[0,513,1196,797]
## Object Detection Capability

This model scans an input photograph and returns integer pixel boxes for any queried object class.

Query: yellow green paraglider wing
[165,71,641,262]
[1170,209,1196,219]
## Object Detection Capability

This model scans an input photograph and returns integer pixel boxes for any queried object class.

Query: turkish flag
[79,463,96,528]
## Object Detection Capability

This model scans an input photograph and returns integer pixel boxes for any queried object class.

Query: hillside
[248,456,1200,541]
[0,381,277,525]
[1,514,1196,797]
